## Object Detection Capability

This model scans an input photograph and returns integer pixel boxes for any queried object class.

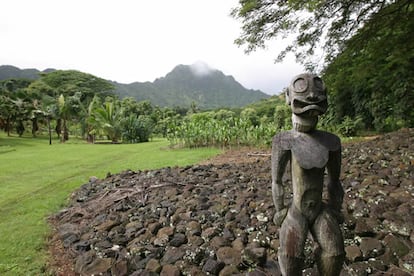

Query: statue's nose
[306,92,318,101]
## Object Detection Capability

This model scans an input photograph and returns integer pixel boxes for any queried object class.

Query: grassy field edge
[0,134,221,275]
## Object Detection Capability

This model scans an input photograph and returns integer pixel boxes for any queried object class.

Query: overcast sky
[1,0,304,95]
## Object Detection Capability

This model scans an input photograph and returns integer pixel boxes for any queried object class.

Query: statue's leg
[278,206,308,276]
[311,208,345,276]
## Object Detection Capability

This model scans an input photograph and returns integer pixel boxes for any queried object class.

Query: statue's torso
[275,130,341,221]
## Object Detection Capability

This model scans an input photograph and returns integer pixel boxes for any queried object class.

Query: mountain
[113,63,269,109]
[0,65,54,80]
[0,63,270,109]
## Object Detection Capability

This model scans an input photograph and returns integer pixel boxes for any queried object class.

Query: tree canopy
[231,0,412,67]
[232,0,413,132]
[323,1,414,131]
[38,70,114,100]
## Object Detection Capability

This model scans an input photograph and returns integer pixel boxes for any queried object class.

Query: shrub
[121,115,154,143]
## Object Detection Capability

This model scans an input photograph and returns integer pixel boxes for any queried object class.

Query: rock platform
[49,128,414,275]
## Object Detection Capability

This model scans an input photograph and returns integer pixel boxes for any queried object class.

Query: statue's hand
[273,208,288,227]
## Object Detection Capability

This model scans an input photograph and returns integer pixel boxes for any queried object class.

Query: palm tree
[82,95,102,143]
[57,94,70,142]
[92,99,124,143]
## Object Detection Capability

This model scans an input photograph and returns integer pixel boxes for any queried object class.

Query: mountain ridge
[0,64,270,109]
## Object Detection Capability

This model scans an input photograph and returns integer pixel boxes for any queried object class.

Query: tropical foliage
[232,0,413,133]
[231,0,411,66]
[0,70,290,147]
[2,0,411,143]
[166,106,286,148]
[0,71,156,143]
[0,79,37,136]
[323,1,414,132]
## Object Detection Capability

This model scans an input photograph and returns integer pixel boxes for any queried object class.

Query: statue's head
[286,73,328,132]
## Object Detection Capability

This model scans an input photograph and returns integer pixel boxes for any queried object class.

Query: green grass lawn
[0,133,221,275]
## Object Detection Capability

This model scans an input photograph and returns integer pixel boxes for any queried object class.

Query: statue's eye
[313,77,324,90]
[293,77,307,92]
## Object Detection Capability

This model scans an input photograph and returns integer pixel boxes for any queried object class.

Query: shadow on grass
[0,134,60,148]
[0,137,127,149]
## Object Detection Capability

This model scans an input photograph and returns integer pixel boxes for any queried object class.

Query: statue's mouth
[292,98,328,116]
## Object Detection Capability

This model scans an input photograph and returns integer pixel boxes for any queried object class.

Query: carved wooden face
[287,73,328,118]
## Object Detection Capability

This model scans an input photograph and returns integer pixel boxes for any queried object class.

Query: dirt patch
[199,147,270,165]
[47,227,76,276]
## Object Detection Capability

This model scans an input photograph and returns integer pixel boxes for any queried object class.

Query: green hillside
[112,64,269,109]
[0,64,270,109]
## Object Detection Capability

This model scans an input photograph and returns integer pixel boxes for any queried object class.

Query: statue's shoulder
[272,130,295,150]
[313,130,341,151]
[272,130,341,152]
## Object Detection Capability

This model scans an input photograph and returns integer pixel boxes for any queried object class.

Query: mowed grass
[0,133,221,275]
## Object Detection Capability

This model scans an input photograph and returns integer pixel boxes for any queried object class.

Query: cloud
[189,61,215,77]
[0,0,304,95]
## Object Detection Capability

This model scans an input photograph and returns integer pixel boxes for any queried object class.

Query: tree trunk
[56,119,61,139]
[32,118,39,137]
[16,121,24,137]
[6,116,11,136]
[48,117,52,145]
[63,119,69,142]
[87,134,95,143]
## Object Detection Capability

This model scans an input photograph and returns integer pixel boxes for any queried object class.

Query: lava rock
[49,129,414,275]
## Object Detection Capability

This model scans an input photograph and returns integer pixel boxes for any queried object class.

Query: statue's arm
[271,145,290,212]
[327,148,344,212]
